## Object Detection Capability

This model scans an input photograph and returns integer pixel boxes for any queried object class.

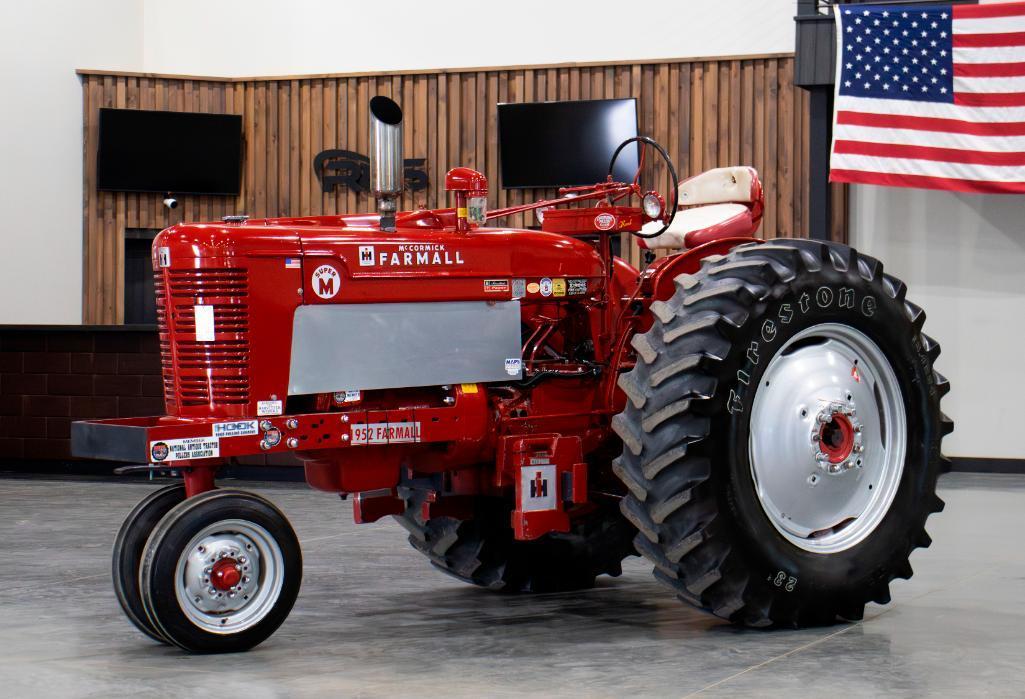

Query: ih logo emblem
[358,246,375,267]
[520,464,556,512]
[312,264,340,299]
[530,471,548,498]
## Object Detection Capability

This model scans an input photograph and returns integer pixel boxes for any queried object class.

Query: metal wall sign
[313,149,428,194]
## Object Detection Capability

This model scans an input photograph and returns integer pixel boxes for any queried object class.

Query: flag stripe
[953,30,1025,48]
[838,95,1025,122]
[830,153,1025,182]
[954,61,1025,77]
[834,122,1025,149]
[953,2,1025,21]
[955,91,1025,106]
[831,168,1025,194]
[954,46,1025,62]
[954,75,1025,92]
[952,16,1025,33]
[836,109,1025,136]
[834,139,1025,166]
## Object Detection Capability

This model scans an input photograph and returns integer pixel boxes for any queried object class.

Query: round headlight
[642,192,664,219]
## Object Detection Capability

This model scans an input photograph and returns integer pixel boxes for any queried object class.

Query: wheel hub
[210,557,243,591]
[180,531,264,621]
[813,402,864,474]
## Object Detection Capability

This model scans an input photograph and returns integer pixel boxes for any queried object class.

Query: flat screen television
[97,108,243,195]
[497,98,638,189]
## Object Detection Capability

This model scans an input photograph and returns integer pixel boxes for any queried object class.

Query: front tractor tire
[138,489,302,653]
[613,239,952,627]
[395,492,637,593]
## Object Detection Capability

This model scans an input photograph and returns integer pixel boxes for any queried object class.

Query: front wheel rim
[748,323,907,554]
[174,519,285,634]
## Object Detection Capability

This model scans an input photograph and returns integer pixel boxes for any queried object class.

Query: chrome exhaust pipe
[369,96,403,231]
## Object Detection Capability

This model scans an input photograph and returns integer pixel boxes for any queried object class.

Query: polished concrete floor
[0,472,1023,698]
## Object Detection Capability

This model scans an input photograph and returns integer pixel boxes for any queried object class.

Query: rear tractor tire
[138,489,303,653]
[613,239,952,627]
[395,490,637,593]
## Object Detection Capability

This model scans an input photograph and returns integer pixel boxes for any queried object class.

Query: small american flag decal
[285,257,301,269]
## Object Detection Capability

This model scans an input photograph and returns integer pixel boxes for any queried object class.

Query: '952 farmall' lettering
[350,422,422,445]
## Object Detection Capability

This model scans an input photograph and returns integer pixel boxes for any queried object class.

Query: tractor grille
[155,268,251,410]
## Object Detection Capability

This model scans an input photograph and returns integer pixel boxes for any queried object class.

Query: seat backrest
[679,166,759,206]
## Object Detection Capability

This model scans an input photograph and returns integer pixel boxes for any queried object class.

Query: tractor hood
[155,213,606,305]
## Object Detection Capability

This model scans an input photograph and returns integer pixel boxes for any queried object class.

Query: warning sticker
[484,279,510,293]
[257,400,283,416]
[539,278,553,297]
[520,464,557,512]
[194,305,215,343]
[552,279,566,297]
[213,420,259,438]
[351,422,421,445]
[568,278,588,295]
[460,383,479,394]
[150,437,220,463]
[511,279,526,299]
[527,282,541,294]
[505,357,523,376]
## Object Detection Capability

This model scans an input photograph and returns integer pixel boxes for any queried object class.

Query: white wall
[850,186,1025,459]
[0,0,795,325]
[0,0,144,324]
[141,0,796,77]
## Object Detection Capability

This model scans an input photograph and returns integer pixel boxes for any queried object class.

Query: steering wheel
[607,136,678,239]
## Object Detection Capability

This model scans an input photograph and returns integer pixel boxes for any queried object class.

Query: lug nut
[286,437,299,449]
[341,434,350,442]
[259,420,273,431]
[285,418,299,430]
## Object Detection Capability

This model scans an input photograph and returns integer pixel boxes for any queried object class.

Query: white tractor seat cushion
[639,203,750,250]
[679,166,756,206]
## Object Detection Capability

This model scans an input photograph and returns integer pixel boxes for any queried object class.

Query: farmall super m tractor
[72,97,952,653]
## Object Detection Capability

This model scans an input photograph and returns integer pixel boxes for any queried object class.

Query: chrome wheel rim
[748,323,906,554]
[174,519,284,634]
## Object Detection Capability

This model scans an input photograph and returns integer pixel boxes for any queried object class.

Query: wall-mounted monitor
[497,98,638,189]
[96,108,243,195]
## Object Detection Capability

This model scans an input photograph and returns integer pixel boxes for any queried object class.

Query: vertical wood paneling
[81,56,833,323]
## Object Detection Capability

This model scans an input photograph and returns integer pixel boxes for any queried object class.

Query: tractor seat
[638,166,764,250]
[638,203,752,250]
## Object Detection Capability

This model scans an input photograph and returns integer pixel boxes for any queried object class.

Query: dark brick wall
[0,327,163,460]
[0,326,301,477]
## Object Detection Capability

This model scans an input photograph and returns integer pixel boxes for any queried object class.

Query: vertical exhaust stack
[369,96,404,231]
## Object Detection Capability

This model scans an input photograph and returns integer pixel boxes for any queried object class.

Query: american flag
[830,1,1025,193]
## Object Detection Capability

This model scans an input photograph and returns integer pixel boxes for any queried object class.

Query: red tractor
[73,97,952,653]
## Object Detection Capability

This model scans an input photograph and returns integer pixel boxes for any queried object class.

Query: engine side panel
[287,300,523,394]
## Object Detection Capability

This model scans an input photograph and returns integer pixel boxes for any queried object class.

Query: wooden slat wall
[81,56,846,324]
